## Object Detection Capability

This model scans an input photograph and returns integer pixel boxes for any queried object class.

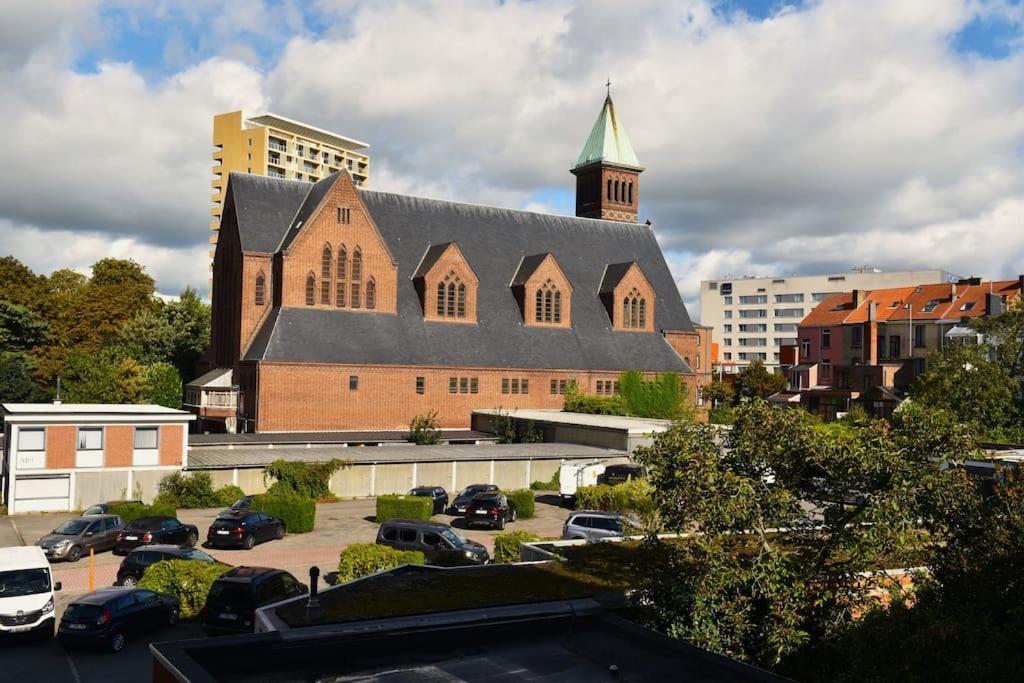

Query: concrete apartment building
[210,111,371,269]
[700,268,958,372]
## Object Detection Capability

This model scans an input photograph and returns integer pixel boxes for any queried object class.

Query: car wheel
[275,524,285,540]
[244,534,256,550]
[497,517,505,530]
[168,606,179,626]
[66,545,82,562]
[121,575,138,588]
[188,532,198,547]
[511,509,517,522]
[110,632,126,653]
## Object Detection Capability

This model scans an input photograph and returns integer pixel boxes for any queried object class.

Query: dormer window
[512,253,572,328]
[436,271,466,319]
[534,279,563,324]
[622,288,647,329]
[600,261,654,331]
[414,242,479,324]
[255,273,266,306]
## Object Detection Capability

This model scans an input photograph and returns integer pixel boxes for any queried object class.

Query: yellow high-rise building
[210,111,371,267]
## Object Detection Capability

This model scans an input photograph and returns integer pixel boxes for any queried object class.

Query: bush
[264,459,345,500]
[506,489,536,519]
[337,543,425,583]
[575,479,654,518]
[108,500,177,523]
[409,411,442,445]
[708,406,736,425]
[251,493,316,533]
[138,559,231,619]
[490,409,543,444]
[530,471,560,491]
[493,531,540,563]
[214,484,246,508]
[157,471,219,508]
[375,494,433,523]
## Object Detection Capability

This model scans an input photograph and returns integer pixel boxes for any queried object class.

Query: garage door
[14,475,71,513]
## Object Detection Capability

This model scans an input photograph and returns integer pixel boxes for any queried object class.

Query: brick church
[194,95,711,432]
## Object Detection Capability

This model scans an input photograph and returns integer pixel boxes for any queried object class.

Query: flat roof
[474,409,672,435]
[189,429,493,447]
[247,112,370,150]
[186,442,625,470]
[1,403,193,417]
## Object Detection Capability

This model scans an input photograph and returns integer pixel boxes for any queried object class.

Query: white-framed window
[133,426,159,466]
[18,428,45,451]
[76,427,104,468]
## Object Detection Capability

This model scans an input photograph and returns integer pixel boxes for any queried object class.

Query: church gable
[414,242,479,324]
[511,253,573,328]
[600,262,656,332]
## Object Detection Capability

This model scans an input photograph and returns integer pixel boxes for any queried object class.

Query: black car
[448,484,499,515]
[113,516,199,555]
[82,501,142,516]
[376,519,489,566]
[600,464,647,486]
[220,495,255,516]
[465,493,516,530]
[207,510,285,550]
[203,567,306,636]
[116,545,225,587]
[408,486,448,514]
[57,588,180,653]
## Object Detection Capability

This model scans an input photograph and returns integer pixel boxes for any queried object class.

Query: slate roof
[599,262,635,294]
[229,173,309,253]
[510,253,550,286]
[237,177,694,373]
[277,174,336,251]
[412,242,454,279]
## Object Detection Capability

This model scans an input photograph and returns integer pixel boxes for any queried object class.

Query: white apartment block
[699,268,959,372]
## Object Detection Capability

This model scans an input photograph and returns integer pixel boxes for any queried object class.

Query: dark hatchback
[203,567,306,636]
[207,511,285,550]
[465,493,516,530]
[377,519,489,566]
[449,484,499,515]
[220,495,255,516]
[600,464,646,486]
[58,588,180,653]
[113,516,199,555]
[408,486,448,514]
[116,545,225,587]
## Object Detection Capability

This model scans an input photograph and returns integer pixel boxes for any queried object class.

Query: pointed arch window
[366,278,376,310]
[321,244,332,279]
[435,271,466,320]
[456,283,466,318]
[639,298,646,328]
[535,279,563,324]
[352,248,362,281]
[337,245,347,280]
[614,179,620,202]
[255,273,266,306]
[351,282,361,309]
[436,282,446,316]
[446,282,456,317]
[336,281,346,308]
[305,273,316,306]
[622,298,629,325]
[622,287,647,329]
[554,290,562,323]
[535,289,544,321]
[628,181,633,204]
[607,178,612,200]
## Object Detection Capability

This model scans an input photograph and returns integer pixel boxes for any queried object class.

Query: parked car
[559,461,605,504]
[58,587,180,653]
[220,495,255,516]
[36,515,124,562]
[448,484,499,515]
[113,516,199,555]
[561,511,638,541]
[206,510,285,550]
[82,501,142,516]
[116,545,225,588]
[376,519,489,566]
[0,546,61,639]
[203,567,306,636]
[464,493,516,530]
[408,486,448,514]
[599,464,647,486]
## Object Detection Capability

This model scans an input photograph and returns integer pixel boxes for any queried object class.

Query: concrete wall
[74,471,130,510]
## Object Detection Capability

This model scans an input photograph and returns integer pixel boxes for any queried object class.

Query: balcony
[267,169,286,179]
[268,140,287,153]
[268,155,284,167]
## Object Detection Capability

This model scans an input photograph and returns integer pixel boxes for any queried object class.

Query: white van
[0,546,61,638]
[559,460,606,503]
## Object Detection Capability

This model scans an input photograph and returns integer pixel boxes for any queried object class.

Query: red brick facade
[46,426,75,469]
[159,425,184,466]
[105,426,134,468]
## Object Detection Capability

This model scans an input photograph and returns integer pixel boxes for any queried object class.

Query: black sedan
[408,486,448,514]
[207,510,285,550]
[465,492,517,530]
[113,516,199,555]
[58,588,180,653]
[448,484,499,515]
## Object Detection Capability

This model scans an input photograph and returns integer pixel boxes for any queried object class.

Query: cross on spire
[605,77,612,98]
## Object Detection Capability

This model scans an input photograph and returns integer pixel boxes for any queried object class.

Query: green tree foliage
[155,472,240,509]
[62,349,146,403]
[631,399,976,669]
[337,543,424,583]
[143,362,183,408]
[251,493,316,533]
[0,300,50,352]
[264,459,345,500]
[138,560,231,619]
[733,360,788,400]
[0,353,47,402]
[563,373,694,420]
[409,410,442,445]
[489,409,543,443]
[505,489,536,518]
[493,531,540,563]
[0,256,47,309]
[66,258,156,350]
[972,297,1024,384]
[704,378,734,406]
[375,495,433,522]
[911,342,1021,442]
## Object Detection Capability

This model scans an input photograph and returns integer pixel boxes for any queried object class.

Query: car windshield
[409,489,431,497]
[0,568,51,596]
[461,486,486,497]
[53,519,89,535]
[207,582,253,607]
[232,497,250,509]
[182,549,216,563]
[82,505,104,516]
[440,528,468,547]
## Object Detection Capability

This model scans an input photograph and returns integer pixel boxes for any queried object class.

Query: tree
[734,360,788,400]
[62,349,146,403]
[143,362,183,408]
[0,256,47,309]
[0,353,47,402]
[704,379,735,406]
[409,411,442,445]
[0,300,49,352]
[972,298,1024,384]
[65,258,156,350]
[162,288,210,382]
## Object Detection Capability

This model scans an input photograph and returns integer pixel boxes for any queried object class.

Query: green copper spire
[574,94,641,170]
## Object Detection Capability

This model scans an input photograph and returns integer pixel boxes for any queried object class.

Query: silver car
[561,511,637,541]
[36,515,124,562]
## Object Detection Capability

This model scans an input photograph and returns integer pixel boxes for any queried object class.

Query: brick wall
[46,425,75,469]
[159,425,184,466]
[241,253,273,355]
[105,425,134,467]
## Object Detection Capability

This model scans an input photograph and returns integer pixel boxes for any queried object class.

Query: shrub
[157,471,219,508]
[490,409,543,444]
[108,500,178,523]
[251,493,316,533]
[138,559,231,619]
[214,484,246,508]
[409,411,442,445]
[376,494,433,523]
[506,489,536,519]
[576,479,654,518]
[336,543,425,583]
[264,459,345,500]
[708,406,736,425]
[530,471,560,491]
[493,531,540,563]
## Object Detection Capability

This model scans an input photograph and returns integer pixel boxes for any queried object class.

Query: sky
[0,0,1022,320]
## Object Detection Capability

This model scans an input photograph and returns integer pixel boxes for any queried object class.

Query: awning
[186,368,234,389]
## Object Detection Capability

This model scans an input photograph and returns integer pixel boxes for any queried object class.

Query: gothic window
[305,273,315,306]
[534,280,563,324]
[351,282,361,308]
[456,283,466,318]
[254,273,265,306]
[544,290,553,321]
[622,297,629,325]
[446,281,456,316]
[433,270,470,321]
[607,178,612,200]
[352,248,362,281]
[366,278,376,310]
[336,281,346,308]
[321,244,332,279]
[320,279,330,305]
[337,245,347,280]
[436,282,445,316]
[622,287,647,329]
[639,298,646,328]
[535,289,543,321]
[554,290,562,323]
[614,179,620,202]
[628,181,633,204]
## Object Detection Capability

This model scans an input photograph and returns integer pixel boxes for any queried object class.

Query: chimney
[863,302,878,365]
[852,289,864,307]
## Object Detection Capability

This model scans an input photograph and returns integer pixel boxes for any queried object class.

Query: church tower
[571,93,643,222]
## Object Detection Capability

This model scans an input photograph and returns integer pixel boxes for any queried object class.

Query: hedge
[493,531,540,563]
[376,495,433,523]
[575,479,654,517]
[138,559,231,619]
[506,489,536,519]
[214,484,246,508]
[337,543,424,583]
[251,493,316,533]
[108,501,178,524]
